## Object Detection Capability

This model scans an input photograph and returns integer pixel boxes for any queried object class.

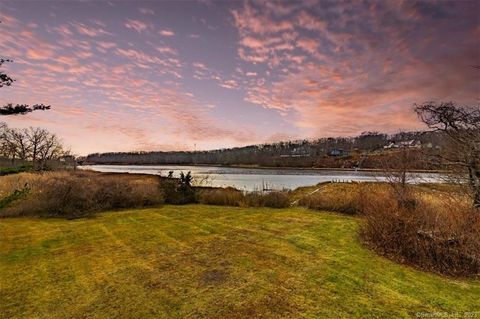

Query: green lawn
[0,205,478,318]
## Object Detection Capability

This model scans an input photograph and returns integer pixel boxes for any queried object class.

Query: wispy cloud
[159,29,175,37]
[139,8,155,16]
[231,0,479,137]
[125,19,149,33]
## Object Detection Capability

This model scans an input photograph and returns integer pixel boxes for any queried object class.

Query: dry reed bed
[0,171,164,218]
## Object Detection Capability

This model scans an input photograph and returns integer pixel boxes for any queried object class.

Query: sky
[0,0,478,155]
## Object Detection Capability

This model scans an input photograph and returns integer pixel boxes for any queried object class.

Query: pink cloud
[296,11,327,31]
[53,24,73,36]
[26,49,53,60]
[125,19,149,33]
[241,36,264,49]
[297,38,318,54]
[156,46,177,55]
[139,8,155,16]
[97,41,117,50]
[71,22,111,37]
[219,80,238,89]
[159,29,175,37]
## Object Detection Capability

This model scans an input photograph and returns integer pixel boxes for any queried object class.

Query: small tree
[179,171,193,190]
[178,171,195,203]
[381,143,420,208]
[414,102,480,209]
[160,171,196,204]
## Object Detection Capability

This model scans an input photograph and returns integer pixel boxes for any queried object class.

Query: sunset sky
[0,0,478,155]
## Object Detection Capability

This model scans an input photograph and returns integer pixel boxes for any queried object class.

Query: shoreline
[80,163,448,174]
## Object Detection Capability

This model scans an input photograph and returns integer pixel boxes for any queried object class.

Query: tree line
[0,122,67,170]
[84,130,442,168]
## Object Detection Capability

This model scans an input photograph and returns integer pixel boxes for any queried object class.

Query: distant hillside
[84,131,445,169]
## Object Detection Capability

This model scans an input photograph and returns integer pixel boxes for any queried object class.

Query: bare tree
[25,127,48,169]
[0,123,66,170]
[380,143,420,207]
[0,122,17,165]
[37,132,64,170]
[10,129,30,162]
[414,102,480,208]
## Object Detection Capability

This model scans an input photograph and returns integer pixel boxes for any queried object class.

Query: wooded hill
[84,131,445,169]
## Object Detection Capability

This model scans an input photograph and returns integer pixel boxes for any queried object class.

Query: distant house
[279,154,308,158]
[280,146,311,157]
[328,149,349,157]
[383,140,421,149]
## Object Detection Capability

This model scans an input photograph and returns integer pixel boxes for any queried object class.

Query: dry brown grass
[261,191,290,208]
[196,187,244,206]
[0,171,292,217]
[197,188,290,208]
[298,183,387,214]
[0,170,164,218]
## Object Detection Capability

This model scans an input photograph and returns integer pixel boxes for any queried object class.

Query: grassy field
[1,205,479,318]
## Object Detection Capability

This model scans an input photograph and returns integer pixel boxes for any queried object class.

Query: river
[79,165,445,192]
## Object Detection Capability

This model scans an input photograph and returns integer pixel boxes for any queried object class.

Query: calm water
[80,165,445,191]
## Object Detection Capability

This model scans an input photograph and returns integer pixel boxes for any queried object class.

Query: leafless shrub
[380,145,420,208]
[414,102,480,209]
[360,190,480,277]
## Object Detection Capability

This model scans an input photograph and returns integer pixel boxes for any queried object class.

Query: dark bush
[161,178,196,205]
[0,164,32,176]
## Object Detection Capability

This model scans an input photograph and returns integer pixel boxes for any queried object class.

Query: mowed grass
[1,205,479,318]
